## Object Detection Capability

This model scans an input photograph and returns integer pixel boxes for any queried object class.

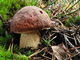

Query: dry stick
[74,26,80,44]
[76,34,80,43]
[70,23,79,45]
[64,41,73,60]
[77,34,80,42]
[64,34,75,47]
[66,35,74,40]
[69,46,80,50]
[74,25,80,35]
[66,52,72,60]
[67,52,80,60]
[28,47,47,58]
[63,8,80,17]
[74,36,78,45]
[56,19,67,29]
[51,3,63,17]
[73,31,78,45]
[63,34,80,53]
[42,29,56,41]
[55,5,63,16]
[41,51,52,60]
[41,54,52,60]
[70,23,77,29]
[66,7,80,15]
[48,52,53,55]
[51,35,57,41]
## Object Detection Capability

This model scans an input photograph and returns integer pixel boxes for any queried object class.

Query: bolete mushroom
[10,6,52,48]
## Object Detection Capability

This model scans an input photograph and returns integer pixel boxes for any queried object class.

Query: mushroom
[10,6,52,48]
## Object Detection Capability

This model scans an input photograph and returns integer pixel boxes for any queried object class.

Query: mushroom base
[20,31,40,48]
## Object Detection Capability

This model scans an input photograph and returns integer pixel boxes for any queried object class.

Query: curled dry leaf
[51,44,68,60]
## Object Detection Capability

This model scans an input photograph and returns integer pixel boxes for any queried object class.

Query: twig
[76,34,80,43]
[41,54,52,60]
[67,52,80,60]
[69,46,80,50]
[51,35,57,41]
[74,36,78,45]
[28,47,47,58]
[63,34,79,53]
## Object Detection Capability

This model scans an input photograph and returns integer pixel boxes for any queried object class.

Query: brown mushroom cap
[10,6,51,33]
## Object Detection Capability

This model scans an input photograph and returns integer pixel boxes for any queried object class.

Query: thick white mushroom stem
[20,31,40,48]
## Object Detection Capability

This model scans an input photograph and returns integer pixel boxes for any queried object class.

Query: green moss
[0,0,38,20]
[0,46,13,60]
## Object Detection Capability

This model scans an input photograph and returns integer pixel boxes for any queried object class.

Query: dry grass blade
[66,0,80,11]
[64,0,74,10]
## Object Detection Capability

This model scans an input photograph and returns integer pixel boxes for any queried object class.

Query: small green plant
[43,39,52,46]
[25,0,38,6]
[13,54,28,60]
[65,16,80,26]
[19,48,33,56]
[45,9,52,17]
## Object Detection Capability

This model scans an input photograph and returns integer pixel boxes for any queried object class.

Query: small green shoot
[43,39,52,46]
